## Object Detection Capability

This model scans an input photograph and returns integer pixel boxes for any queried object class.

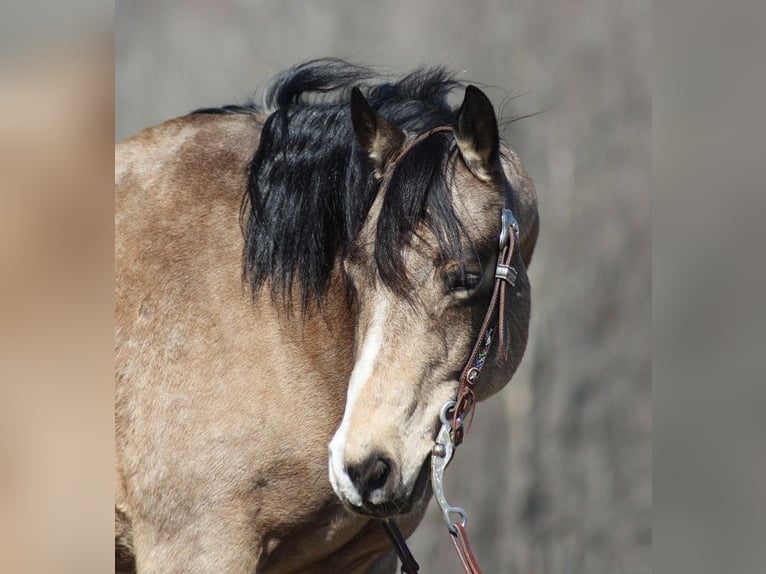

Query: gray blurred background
[116,1,650,572]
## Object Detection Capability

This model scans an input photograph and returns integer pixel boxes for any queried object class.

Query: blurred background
[116,1,650,572]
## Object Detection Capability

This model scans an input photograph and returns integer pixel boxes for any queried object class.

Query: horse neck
[274,269,357,394]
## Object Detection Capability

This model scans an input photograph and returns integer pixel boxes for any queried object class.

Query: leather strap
[381,519,420,574]
[452,229,516,435]
[382,519,484,574]
[383,125,455,177]
[450,523,484,574]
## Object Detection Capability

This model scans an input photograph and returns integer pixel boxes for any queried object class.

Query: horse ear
[455,85,500,181]
[350,87,405,174]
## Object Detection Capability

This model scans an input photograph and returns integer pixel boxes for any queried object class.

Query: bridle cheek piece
[384,201,520,574]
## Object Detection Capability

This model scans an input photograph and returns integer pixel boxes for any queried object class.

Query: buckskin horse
[115,59,539,573]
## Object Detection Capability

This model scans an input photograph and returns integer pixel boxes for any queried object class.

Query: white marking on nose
[328,299,388,506]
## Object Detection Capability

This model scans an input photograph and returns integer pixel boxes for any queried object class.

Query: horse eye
[445,270,483,294]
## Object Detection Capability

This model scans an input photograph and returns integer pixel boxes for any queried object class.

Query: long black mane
[200,59,479,310]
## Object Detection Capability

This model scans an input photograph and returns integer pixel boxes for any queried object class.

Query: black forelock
[240,59,476,310]
[375,132,465,295]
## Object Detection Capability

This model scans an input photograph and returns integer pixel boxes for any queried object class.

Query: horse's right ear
[350,87,405,175]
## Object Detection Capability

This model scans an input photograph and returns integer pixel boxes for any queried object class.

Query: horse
[115,59,539,573]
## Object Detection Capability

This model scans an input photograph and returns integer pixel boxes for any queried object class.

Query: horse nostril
[346,454,394,501]
[368,457,391,492]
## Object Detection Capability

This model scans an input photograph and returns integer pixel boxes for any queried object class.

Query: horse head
[327,84,537,517]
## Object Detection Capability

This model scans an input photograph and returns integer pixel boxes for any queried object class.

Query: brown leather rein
[374,126,520,574]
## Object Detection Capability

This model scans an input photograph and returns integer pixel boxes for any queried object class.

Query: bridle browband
[373,125,520,574]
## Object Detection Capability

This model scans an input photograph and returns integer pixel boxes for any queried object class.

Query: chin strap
[381,519,421,574]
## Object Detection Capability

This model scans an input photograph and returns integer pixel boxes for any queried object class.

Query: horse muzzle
[330,452,431,518]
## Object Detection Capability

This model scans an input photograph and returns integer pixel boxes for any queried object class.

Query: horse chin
[345,454,432,519]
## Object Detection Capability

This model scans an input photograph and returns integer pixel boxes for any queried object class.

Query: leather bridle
[373,126,521,573]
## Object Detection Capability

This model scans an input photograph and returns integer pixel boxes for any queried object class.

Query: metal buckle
[431,400,468,534]
[495,264,517,285]
[498,208,520,250]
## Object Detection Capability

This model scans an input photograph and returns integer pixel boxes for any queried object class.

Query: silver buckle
[495,264,517,285]
[498,208,520,249]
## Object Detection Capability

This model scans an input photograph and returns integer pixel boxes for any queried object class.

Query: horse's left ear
[350,87,405,175]
[455,85,500,181]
